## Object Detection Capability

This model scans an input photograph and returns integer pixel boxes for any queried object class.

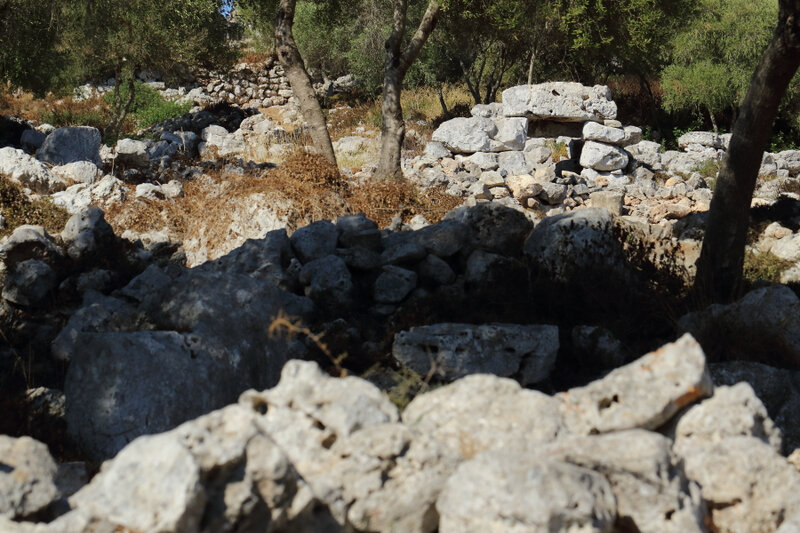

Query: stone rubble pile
[410,82,800,224]
[3,335,800,532]
[6,81,800,533]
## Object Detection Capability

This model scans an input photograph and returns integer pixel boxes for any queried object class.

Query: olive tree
[694,0,800,302]
[661,0,780,132]
[0,0,71,94]
[62,0,232,138]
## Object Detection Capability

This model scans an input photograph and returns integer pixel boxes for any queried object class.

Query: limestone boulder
[0,147,67,194]
[502,82,617,122]
[36,126,102,166]
[436,451,617,533]
[556,334,713,435]
[0,436,59,520]
[579,140,629,171]
[114,138,150,167]
[537,430,707,533]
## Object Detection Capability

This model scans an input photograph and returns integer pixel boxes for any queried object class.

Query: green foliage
[743,250,794,284]
[40,108,108,131]
[661,0,781,120]
[693,159,722,180]
[101,82,192,129]
[0,1,76,94]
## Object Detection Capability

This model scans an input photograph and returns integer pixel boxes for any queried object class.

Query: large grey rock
[556,334,713,434]
[299,254,354,305]
[678,131,729,150]
[582,121,626,145]
[239,360,399,525]
[50,161,100,185]
[60,206,115,262]
[497,150,530,175]
[114,138,150,167]
[0,147,66,194]
[537,430,707,533]
[199,228,295,288]
[66,402,315,533]
[291,219,338,263]
[681,437,800,533]
[374,265,417,303]
[626,140,663,169]
[661,150,714,175]
[444,202,533,255]
[415,219,470,257]
[524,208,626,282]
[502,83,617,122]
[709,361,800,453]
[336,213,380,249]
[492,117,528,151]
[393,323,558,384]
[579,140,629,171]
[403,374,565,459]
[436,451,617,533]
[0,225,65,269]
[0,436,59,520]
[20,129,46,152]
[679,284,800,368]
[313,422,448,533]
[431,117,497,153]
[36,126,102,166]
[64,330,264,461]
[69,432,203,532]
[431,116,527,154]
[776,149,800,173]
[59,268,313,460]
[1,259,57,306]
[673,383,782,456]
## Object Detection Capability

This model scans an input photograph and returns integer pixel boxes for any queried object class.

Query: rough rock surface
[0,436,59,520]
[502,83,617,122]
[392,323,558,384]
[36,126,102,166]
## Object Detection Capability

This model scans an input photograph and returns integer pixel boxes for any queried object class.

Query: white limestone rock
[502,82,617,122]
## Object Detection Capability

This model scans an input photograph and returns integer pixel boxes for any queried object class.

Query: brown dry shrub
[347,178,462,228]
[0,177,70,238]
[239,51,273,64]
[103,151,352,254]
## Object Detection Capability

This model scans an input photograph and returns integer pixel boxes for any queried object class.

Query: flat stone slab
[502,82,617,122]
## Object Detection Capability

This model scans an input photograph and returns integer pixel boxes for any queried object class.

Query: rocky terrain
[3,78,800,532]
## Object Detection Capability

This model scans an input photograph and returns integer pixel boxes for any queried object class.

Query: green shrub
[693,159,721,179]
[743,250,794,283]
[103,81,192,130]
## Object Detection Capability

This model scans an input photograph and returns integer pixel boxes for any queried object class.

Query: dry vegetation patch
[0,177,69,238]
[347,178,463,228]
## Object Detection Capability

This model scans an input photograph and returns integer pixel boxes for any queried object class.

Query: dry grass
[0,177,70,238]
[347,178,463,228]
[239,51,273,64]
[0,88,111,131]
[104,150,352,255]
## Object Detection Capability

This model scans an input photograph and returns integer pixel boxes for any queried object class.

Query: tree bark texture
[376,0,440,180]
[275,0,337,166]
[693,0,800,303]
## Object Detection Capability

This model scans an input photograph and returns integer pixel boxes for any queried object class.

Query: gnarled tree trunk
[693,0,800,303]
[376,0,440,180]
[275,0,336,166]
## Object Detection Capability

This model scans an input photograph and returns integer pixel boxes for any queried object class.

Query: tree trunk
[693,0,800,303]
[375,0,440,180]
[275,0,336,166]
